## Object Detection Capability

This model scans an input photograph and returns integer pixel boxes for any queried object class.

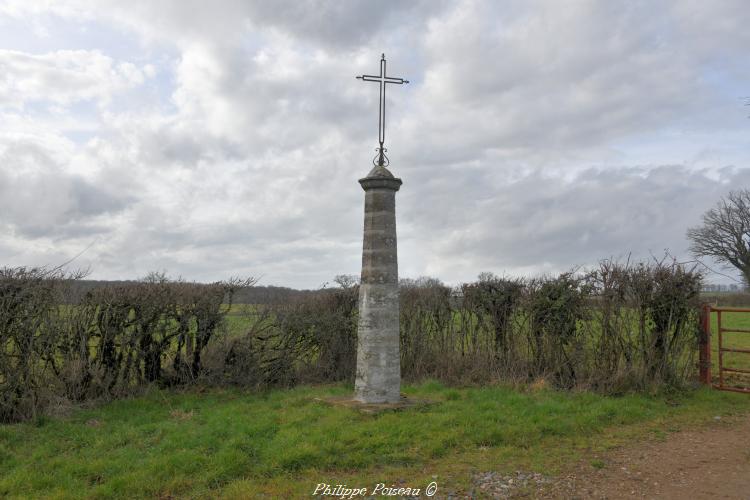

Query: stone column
[354,164,402,403]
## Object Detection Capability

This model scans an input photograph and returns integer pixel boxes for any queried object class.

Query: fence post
[699,304,712,385]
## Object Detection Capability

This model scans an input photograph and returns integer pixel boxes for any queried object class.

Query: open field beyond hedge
[223,303,750,375]
[708,309,750,385]
[2,382,750,499]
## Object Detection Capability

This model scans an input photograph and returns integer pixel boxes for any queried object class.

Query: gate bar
[718,310,724,389]
[720,347,750,354]
[719,327,750,333]
[721,367,750,374]
[700,305,750,393]
[713,386,750,394]
[699,304,712,385]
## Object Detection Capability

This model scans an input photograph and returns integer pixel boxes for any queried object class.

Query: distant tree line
[65,280,313,305]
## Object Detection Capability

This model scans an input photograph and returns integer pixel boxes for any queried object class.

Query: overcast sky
[0,1,748,288]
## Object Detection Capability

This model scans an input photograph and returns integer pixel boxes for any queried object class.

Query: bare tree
[333,274,359,289]
[687,189,750,286]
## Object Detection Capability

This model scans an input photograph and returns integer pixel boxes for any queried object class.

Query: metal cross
[357,53,409,167]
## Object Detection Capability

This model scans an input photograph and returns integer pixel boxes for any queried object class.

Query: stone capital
[359,165,402,192]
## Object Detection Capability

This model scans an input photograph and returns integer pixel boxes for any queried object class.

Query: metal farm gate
[700,305,750,394]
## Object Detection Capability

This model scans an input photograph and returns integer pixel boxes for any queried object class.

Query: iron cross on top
[357,53,409,167]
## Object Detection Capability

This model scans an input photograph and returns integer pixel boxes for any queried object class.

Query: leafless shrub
[0,267,86,422]
[462,273,524,370]
[199,305,275,387]
[266,283,359,384]
[0,268,254,422]
[642,259,702,385]
[525,273,591,388]
[394,260,702,392]
[585,258,702,392]
[399,277,455,379]
[586,259,633,390]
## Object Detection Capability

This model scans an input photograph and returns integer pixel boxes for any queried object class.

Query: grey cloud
[94,0,445,49]
[0,140,133,239]
[242,1,443,48]
[398,0,745,164]
[69,177,129,216]
[397,165,750,282]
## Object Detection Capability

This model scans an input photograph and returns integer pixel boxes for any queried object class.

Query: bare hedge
[0,259,703,422]
[0,269,251,422]
[396,260,702,392]
[238,258,702,393]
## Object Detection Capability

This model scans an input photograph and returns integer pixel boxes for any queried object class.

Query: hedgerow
[0,258,702,422]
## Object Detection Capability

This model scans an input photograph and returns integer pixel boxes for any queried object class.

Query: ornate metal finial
[356,53,409,167]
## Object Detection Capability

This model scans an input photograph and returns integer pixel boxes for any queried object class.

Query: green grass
[709,309,750,380]
[1,382,749,498]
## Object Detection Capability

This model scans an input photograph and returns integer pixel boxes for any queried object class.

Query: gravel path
[469,414,750,499]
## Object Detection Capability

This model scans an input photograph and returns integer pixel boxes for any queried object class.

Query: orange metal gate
[700,305,750,394]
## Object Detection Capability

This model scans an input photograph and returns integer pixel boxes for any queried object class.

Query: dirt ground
[536,413,750,499]
[468,413,750,499]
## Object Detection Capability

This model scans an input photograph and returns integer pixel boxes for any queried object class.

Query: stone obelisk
[354,164,402,403]
[354,54,408,404]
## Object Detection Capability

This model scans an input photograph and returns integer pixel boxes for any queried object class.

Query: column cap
[359,165,402,191]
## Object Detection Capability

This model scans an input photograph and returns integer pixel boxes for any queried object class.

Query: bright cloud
[0,49,148,109]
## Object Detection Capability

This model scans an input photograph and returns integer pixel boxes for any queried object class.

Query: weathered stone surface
[354,164,402,404]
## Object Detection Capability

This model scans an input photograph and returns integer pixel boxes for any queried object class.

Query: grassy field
[708,308,750,385]
[224,303,750,375]
[1,382,749,498]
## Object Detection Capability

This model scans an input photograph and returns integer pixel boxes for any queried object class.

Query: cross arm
[384,76,409,84]
[356,75,410,84]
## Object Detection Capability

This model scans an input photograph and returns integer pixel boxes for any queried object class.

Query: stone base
[314,395,436,415]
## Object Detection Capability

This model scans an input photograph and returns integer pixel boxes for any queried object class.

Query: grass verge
[1,381,748,498]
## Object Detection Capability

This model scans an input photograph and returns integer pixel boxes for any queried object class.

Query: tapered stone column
[354,164,402,403]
